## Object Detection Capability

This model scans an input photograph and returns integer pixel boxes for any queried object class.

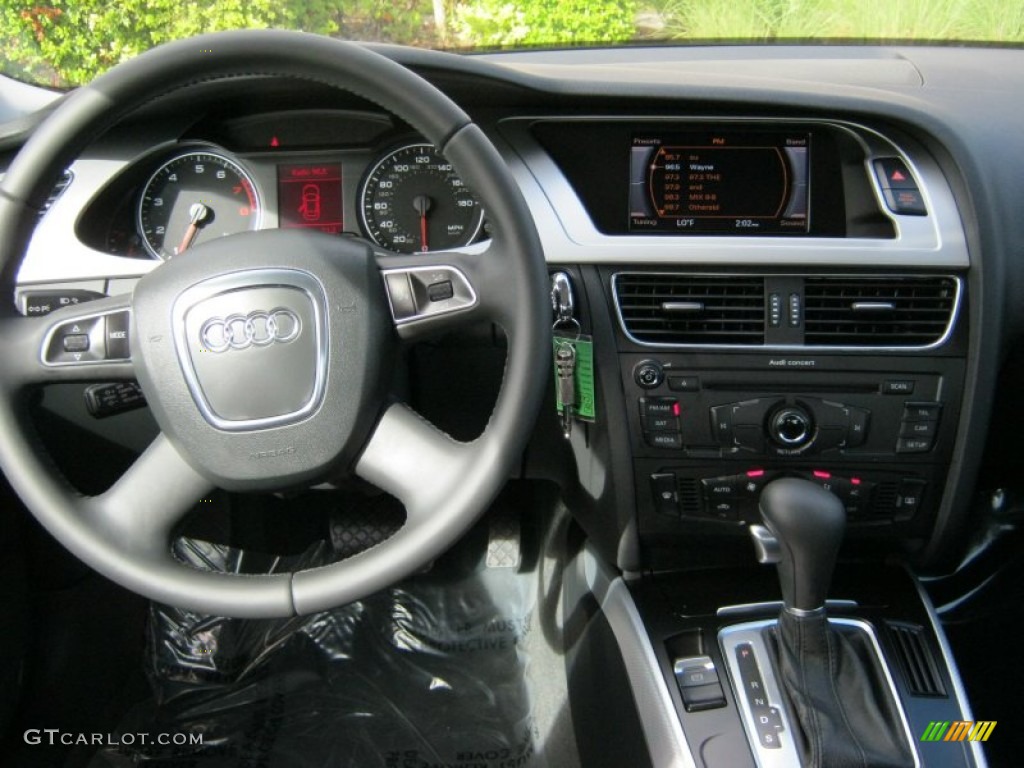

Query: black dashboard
[3,42,1024,576]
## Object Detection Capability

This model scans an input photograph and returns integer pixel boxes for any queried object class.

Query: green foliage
[644,0,1024,43]
[453,0,636,47]
[0,0,429,87]
[3,0,1023,88]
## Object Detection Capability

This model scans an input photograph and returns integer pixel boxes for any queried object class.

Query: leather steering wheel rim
[0,30,549,617]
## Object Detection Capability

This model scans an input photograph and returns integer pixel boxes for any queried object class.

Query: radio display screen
[628,131,810,234]
[277,162,343,234]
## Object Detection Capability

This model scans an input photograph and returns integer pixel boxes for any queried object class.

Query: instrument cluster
[93,136,487,260]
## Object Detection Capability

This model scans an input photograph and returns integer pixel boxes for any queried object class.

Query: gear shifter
[759,477,845,613]
[753,478,914,767]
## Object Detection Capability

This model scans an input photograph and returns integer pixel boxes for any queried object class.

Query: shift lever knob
[759,478,845,613]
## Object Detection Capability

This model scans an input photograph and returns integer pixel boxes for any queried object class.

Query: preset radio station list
[629,131,810,234]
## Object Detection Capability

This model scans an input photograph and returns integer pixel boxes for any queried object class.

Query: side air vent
[804,276,958,348]
[41,170,73,215]
[614,274,765,345]
[0,170,73,217]
[888,622,946,697]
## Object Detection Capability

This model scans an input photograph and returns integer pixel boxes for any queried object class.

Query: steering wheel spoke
[376,239,525,342]
[0,295,136,388]
[87,433,211,555]
[354,401,474,522]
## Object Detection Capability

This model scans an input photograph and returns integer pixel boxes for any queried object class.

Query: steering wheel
[0,30,549,618]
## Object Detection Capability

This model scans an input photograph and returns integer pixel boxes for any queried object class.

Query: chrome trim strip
[611,272,962,352]
[718,620,803,768]
[574,548,697,768]
[716,599,858,618]
[499,116,970,269]
[913,575,988,767]
[171,268,329,433]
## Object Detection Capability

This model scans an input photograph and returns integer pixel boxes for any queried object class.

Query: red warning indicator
[890,169,906,182]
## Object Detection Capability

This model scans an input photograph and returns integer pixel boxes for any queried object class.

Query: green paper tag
[553,334,596,422]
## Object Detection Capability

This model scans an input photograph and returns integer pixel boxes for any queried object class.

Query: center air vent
[804,276,958,348]
[614,274,765,345]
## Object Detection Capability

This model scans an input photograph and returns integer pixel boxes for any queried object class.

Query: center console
[525,112,979,766]
[602,269,966,565]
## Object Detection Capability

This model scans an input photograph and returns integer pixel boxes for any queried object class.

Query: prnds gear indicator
[629,131,810,234]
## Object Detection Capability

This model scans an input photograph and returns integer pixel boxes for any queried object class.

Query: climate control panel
[649,466,927,527]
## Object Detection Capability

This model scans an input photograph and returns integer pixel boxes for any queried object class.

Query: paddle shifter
[758,477,845,614]
[749,477,914,767]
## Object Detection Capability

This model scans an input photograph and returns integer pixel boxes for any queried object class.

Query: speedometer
[137,148,262,260]
[359,143,483,253]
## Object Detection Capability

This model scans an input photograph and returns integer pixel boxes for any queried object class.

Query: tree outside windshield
[2,0,1022,88]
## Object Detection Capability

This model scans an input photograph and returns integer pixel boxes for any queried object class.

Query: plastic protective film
[90,535,550,768]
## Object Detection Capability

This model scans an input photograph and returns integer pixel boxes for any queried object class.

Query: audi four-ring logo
[199,308,301,352]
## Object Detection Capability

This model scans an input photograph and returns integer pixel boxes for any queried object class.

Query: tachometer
[359,142,483,253]
[137,148,262,260]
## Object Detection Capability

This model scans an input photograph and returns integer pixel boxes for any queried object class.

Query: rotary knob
[770,406,813,447]
[633,360,664,389]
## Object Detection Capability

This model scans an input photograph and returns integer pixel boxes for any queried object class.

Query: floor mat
[89,517,569,768]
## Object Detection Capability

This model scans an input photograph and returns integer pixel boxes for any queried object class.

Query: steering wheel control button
[104,311,131,359]
[43,315,108,365]
[62,333,90,352]
[173,270,329,431]
[384,272,416,319]
[20,289,105,316]
[633,359,664,389]
[382,266,477,326]
[84,382,147,418]
[426,279,455,302]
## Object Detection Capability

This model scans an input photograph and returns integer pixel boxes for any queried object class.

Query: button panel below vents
[615,274,766,345]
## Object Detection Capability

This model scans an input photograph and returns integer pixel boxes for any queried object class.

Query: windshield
[2,0,1022,88]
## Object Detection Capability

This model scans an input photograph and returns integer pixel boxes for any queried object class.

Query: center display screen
[629,131,810,234]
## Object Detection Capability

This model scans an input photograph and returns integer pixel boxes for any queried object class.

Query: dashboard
[3,43,1024,577]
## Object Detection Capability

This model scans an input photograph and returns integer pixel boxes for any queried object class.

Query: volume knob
[770,406,813,447]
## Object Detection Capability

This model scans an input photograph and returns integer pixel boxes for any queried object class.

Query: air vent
[888,622,946,697]
[40,170,73,215]
[804,276,957,348]
[676,478,702,517]
[0,170,73,217]
[615,274,765,345]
